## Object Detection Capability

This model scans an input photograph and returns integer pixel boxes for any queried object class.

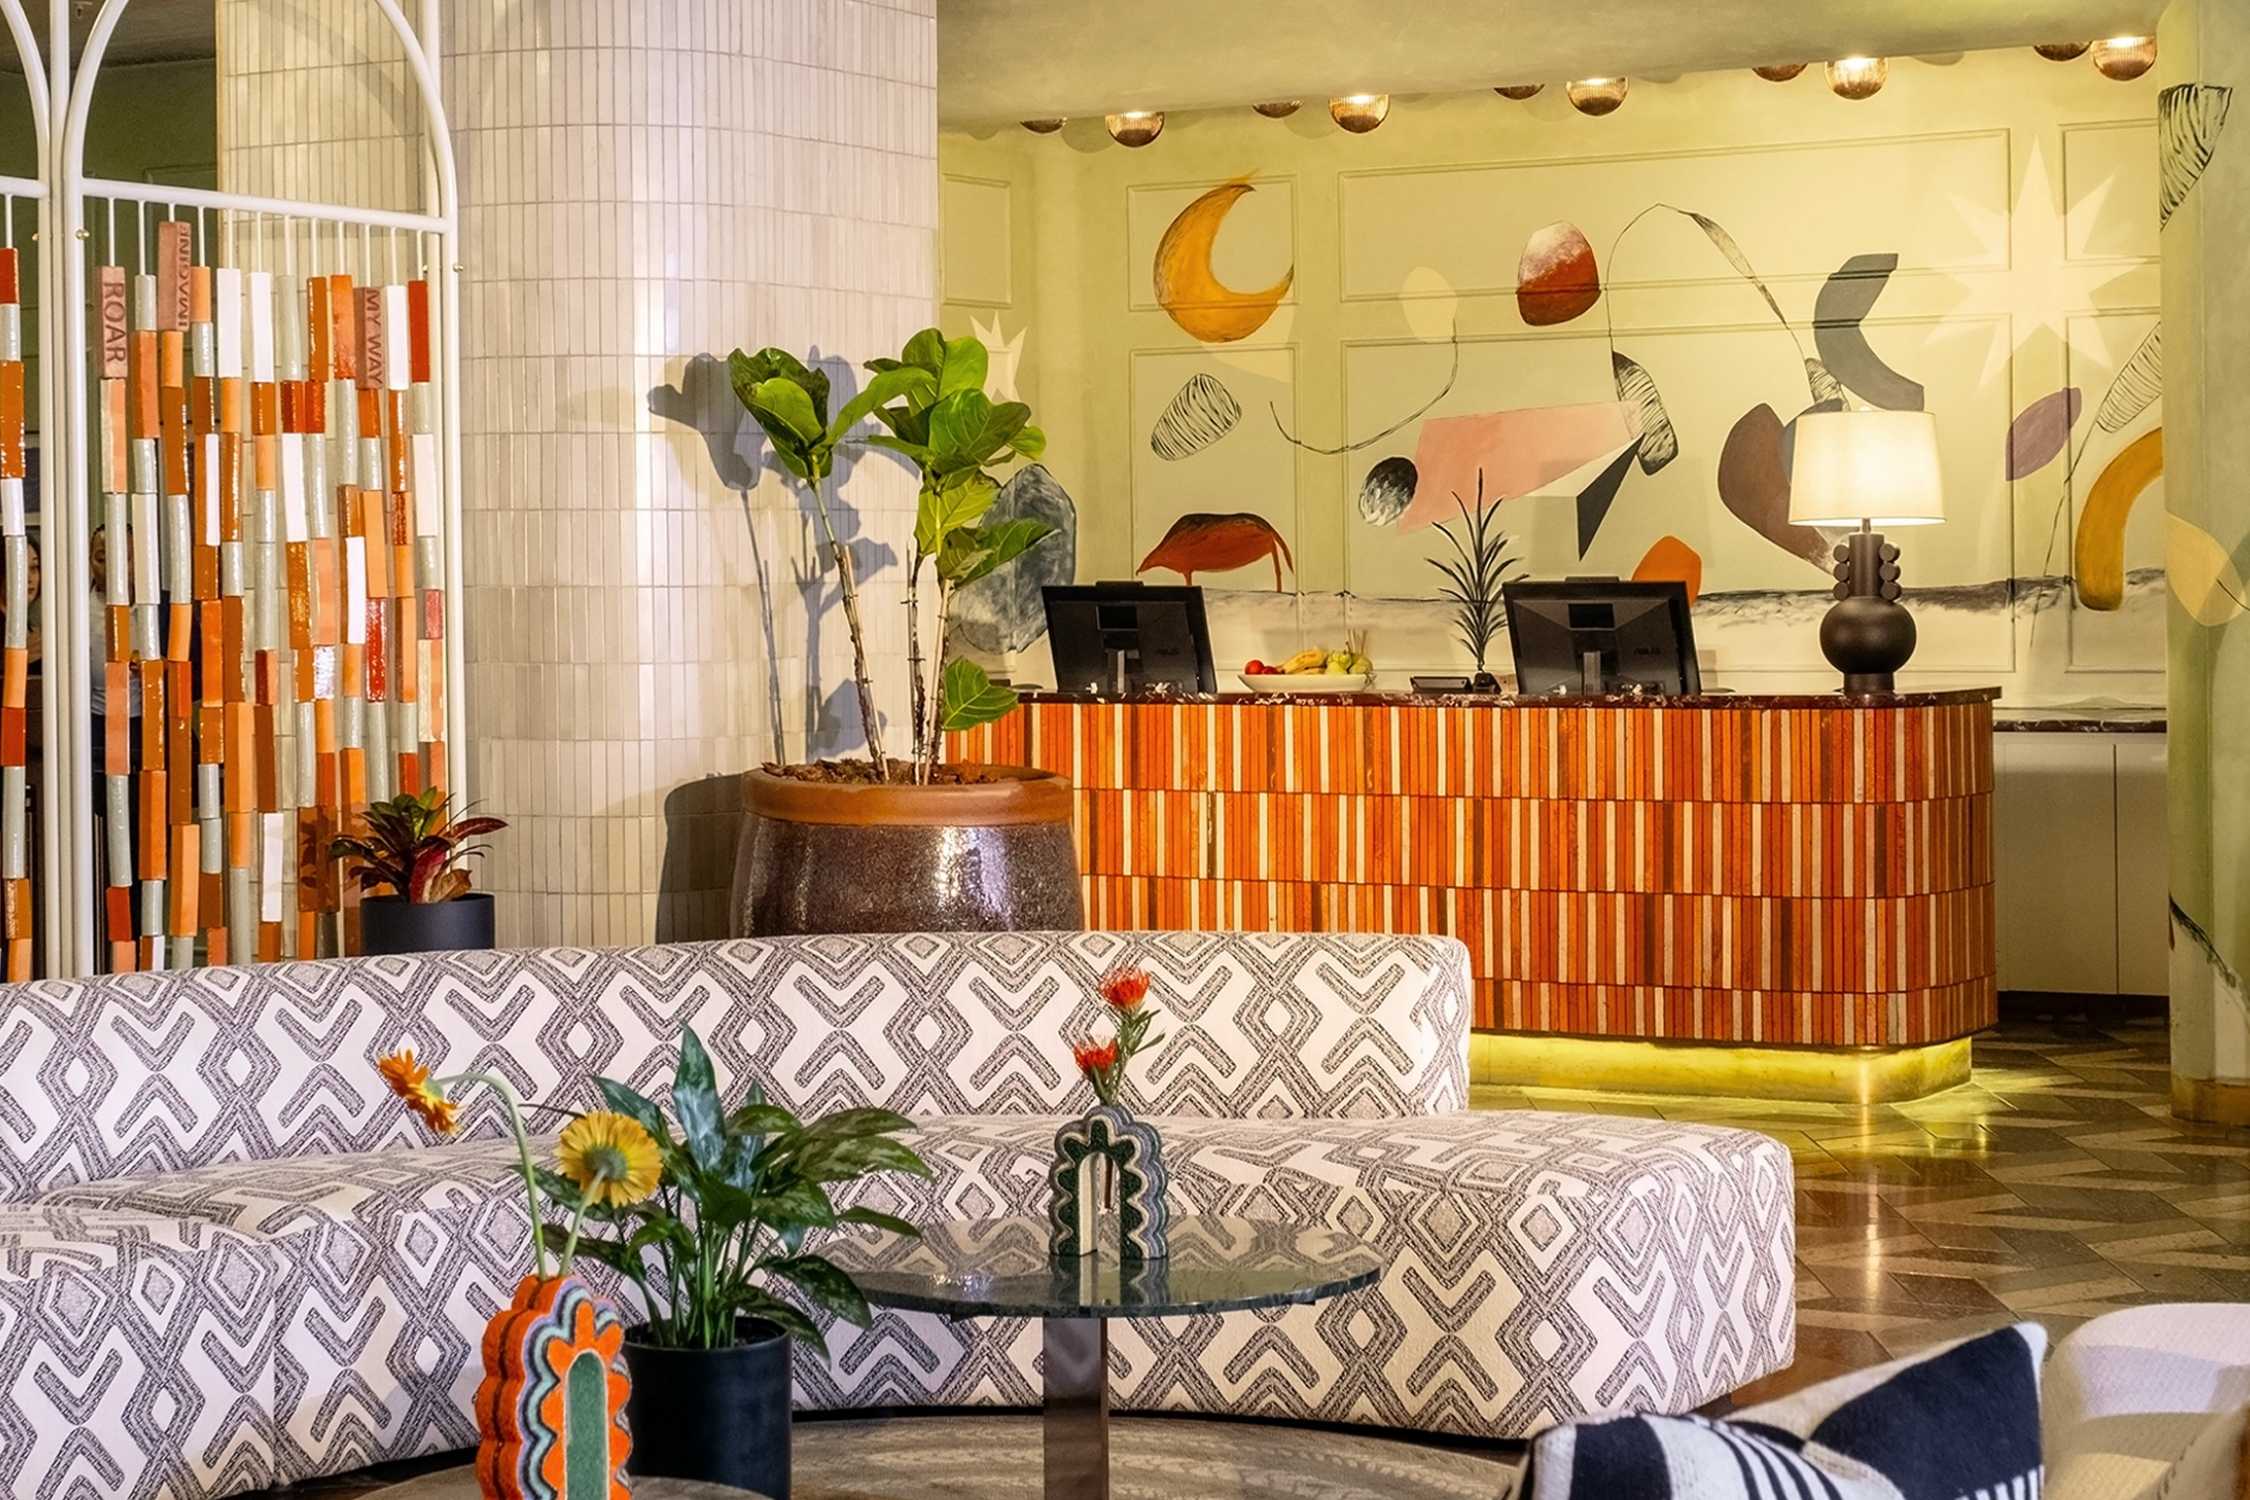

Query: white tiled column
[220,0,937,947]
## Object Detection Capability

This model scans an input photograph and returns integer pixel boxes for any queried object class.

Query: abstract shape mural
[1611,352,1678,475]
[1574,442,1640,555]
[1359,455,1417,525]
[2074,427,2163,611]
[1153,177,1294,344]
[1399,402,1636,533]
[1813,253,1926,410]
[953,465,1078,655]
[2169,511,2248,626]
[1718,403,1831,568]
[2006,388,2082,479]
[2095,325,2162,433]
[1632,535,1704,603]
[1149,371,1242,460]
[2159,83,2234,229]
[1516,222,1601,326]
[1138,512,1294,589]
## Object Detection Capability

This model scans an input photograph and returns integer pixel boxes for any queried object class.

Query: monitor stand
[1107,647,1132,695]
[1580,650,1605,695]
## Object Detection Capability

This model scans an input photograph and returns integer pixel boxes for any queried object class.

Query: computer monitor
[1503,578,1701,696]
[1043,583,1217,694]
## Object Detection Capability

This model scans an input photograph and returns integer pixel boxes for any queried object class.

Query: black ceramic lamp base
[1819,530,1917,695]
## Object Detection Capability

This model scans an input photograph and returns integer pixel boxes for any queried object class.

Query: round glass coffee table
[831,1215,1384,1500]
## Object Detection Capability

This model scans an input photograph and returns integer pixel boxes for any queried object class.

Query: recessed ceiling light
[1104,111,1164,147]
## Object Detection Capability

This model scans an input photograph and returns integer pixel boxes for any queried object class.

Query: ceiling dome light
[1565,78,1628,116]
[1104,111,1165,147]
[1751,63,1807,82]
[1329,94,1391,132]
[1492,83,1544,100]
[2091,35,2157,80]
[2033,42,2089,61]
[1825,56,1889,100]
[1252,100,1302,118]
[1019,117,1066,134]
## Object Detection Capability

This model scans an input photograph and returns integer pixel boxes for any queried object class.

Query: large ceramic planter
[359,892,495,955]
[622,1320,792,1498]
[732,765,1084,936]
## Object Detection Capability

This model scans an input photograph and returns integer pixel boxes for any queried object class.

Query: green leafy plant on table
[330,788,506,902]
[730,329,1051,784]
[536,1025,930,1349]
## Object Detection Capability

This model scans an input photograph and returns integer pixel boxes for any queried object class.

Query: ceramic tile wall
[221,0,939,947]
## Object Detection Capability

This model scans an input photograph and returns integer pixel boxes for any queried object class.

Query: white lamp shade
[1788,410,1945,526]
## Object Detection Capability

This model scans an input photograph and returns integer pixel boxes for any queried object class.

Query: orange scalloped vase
[473,1274,632,1500]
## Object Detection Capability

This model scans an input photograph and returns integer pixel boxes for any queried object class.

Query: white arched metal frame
[0,0,467,976]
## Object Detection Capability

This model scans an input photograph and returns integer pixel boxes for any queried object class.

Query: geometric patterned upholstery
[0,930,1795,1497]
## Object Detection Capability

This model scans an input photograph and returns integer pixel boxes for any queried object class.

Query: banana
[1279,647,1328,674]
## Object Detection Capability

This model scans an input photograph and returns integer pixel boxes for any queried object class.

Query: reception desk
[947,687,1998,1101]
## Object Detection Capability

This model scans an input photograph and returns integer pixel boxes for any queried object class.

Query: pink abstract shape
[1399,402,1639,532]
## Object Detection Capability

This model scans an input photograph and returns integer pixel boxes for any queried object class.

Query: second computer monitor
[1503,578,1701,696]
[1043,583,1217,694]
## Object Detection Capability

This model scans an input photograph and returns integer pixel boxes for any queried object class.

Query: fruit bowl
[1236,672,1372,694]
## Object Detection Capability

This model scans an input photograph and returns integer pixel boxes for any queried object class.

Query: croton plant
[331,788,506,904]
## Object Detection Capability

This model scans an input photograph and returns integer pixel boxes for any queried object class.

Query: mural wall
[939,47,2169,701]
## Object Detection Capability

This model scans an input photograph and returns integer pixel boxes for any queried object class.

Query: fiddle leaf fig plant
[731,328,1053,783]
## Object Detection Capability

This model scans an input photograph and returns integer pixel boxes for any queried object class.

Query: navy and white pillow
[1519,1323,2048,1500]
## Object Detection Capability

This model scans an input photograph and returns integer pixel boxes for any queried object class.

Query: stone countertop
[1994,704,2167,733]
[1010,686,2003,711]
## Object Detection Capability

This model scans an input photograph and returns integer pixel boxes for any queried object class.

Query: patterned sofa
[0,930,1796,1498]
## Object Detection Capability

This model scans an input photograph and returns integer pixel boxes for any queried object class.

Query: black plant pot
[623,1320,792,1498]
[357,893,495,955]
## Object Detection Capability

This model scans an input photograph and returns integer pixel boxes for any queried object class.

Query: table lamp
[1788,410,1945,693]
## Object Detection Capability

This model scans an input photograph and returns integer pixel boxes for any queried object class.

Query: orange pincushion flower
[376,1049,459,1135]
[1071,1038,1120,1078]
[1097,965,1152,1012]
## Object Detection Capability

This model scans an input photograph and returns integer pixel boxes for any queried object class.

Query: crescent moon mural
[1153,177,1295,343]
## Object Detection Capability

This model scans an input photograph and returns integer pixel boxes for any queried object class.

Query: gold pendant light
[2033,42,2089,61]
[1104,111,1165,147]
[1019,118,1066,134]
[1492,83,1543,100]
[1752,63,1807,82]
[2091,36,2156,80]
[1252,100,1302,118]
[1825,56,1889,100]
[1329,94,1391,132]
[1565,78,1628,116]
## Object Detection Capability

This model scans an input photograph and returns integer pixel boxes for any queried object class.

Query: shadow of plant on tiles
[648,350,899,764]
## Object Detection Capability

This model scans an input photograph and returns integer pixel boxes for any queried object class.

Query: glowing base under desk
[950,687,1998,1101]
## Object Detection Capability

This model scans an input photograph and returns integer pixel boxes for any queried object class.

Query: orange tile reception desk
[947,687,1998,1101]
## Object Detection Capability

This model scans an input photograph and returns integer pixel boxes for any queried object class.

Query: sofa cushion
[39,1138,562,1482]
[0,1205,286,1499]
[2045,1303,2250,1500]
[1516,1323,2046,1500]
[817,1108,1796,1436]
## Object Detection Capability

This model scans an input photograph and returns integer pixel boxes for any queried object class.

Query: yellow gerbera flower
[557,1111,664,1208]
[376,1049,459,1135]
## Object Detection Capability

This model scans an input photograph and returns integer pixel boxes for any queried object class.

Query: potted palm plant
[540,1027,928,1499]
[729,329,1083,936]
[331,789,506,954]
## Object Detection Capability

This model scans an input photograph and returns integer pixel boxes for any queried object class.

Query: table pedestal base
[1043,1316,1109,1499]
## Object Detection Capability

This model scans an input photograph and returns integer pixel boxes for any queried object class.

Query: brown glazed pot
[732,765,1084,936]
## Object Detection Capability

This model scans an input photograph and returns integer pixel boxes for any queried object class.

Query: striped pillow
[1520,1323,2047,1500]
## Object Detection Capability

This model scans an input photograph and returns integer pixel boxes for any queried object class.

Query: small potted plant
[546,1027,929,1498]
[729,330,1083,936]
[331,789,505,955]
